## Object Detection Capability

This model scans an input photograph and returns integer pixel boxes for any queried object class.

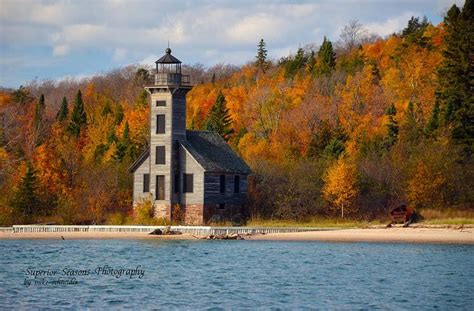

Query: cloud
[365,12,417,37]
[53,44,70,56]
[0,0,452,87]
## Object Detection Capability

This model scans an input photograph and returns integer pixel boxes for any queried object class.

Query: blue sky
[0,0,464,88]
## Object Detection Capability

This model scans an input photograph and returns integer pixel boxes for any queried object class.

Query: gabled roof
[128,131,252,175]
[129,149,149,173]
[181,130,251,174]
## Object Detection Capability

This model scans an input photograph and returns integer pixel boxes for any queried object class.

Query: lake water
[0,239,473,310]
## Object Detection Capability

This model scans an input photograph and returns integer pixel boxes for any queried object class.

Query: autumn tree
[317,37,336,76]
[68,90,87,137]
[256,39,269,73]
[12,86,32,105]
[205,91,233,141]
[401,102,421,144]
[407,161,446,209]
[323,158,359,218]
[56,96,68,121]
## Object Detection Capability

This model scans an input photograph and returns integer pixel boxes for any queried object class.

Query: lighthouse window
[156,114,165,134]
[156,100,166,107]
[156,146,165,164]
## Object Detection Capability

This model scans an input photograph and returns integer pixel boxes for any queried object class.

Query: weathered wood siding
[179,144,205,205]
[203,173,248,205]
[133,154,151,203]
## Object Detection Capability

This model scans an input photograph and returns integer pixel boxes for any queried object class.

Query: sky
[0,0,464,88]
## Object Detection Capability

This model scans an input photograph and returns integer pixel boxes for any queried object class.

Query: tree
[34,94,45,131]
[68,90,87,137]
[384,103,398,148]
[12,162,40,222]
[402,102,421,144]
[340,20,367,51]
[56,96,68,121]
[425,101,440,136]
[436,1,474,153]
[317,36,336,76]
[135,89,148,108]
[205,91,233,141]
[256,39,269,73]
[114,104,124,125]
[323,158,358,218]
[12,85,32,105]
[114,121,132,162]
[402,16,430,46]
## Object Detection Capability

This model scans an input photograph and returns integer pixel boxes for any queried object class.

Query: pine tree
[56,96,68,121]
[256,39,269,73]
[34,94,45,131]
[384,103,399,148]
[317,36,336,76]
[205,91,233,141]
[68,90,87,137]
[12,162,40,222]
[114,122,130,162]
[436,1,474,153]
[425,101,440,136]
[114,104,124,125]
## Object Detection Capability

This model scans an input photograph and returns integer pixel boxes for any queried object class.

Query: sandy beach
[0,227,473,244]
[248,227,474,244]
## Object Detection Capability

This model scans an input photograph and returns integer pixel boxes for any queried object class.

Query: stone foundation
[184,204,204,225]
[153,202,171,221]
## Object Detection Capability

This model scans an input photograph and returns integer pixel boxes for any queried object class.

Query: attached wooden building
[130,48,251,225]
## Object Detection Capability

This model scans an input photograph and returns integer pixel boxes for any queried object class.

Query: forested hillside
[0,1,472,225]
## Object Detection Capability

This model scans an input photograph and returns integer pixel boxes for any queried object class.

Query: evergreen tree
[114,121,132,162]
[135,89,148,108]
[114,104,124,125]
[34,94,45,131]
[307,121,332,158]
[425,101,440,136]
[205,91,233,141]
[306,50,316,76]
[56,96,69,121]
[384,103,399,148]
[317,36,336,76]
[12,162,40,222]
[101,101,113,116]
[68,90,87,137]
[284,47,307,79]
[211,72,216,85]
[436,1,474,153]
[256,38,269,73]
[401,16,430,46]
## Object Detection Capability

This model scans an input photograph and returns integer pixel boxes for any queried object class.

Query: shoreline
[0,227,473,244]
[248,227,474,244]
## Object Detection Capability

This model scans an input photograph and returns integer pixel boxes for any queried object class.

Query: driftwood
[192,233,245,240]
[149,226,182,235]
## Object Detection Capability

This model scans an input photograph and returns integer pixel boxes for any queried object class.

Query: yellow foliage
[407,161,446,209]
[322,158,359,218]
